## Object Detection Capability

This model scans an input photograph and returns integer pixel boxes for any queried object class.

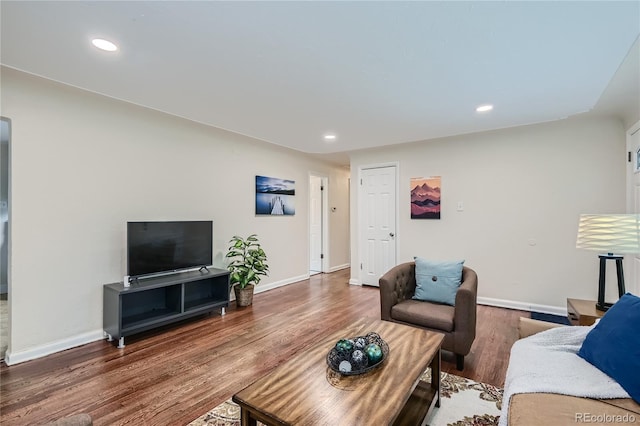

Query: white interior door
[628,126,640,294]
[309,176,323,274]
[360,166,397,286]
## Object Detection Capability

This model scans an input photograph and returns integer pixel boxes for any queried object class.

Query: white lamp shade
[576,214,640,254]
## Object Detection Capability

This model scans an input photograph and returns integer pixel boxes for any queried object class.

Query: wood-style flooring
[0,269,527,425]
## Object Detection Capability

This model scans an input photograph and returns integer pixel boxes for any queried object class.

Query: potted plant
[226,234,269,307]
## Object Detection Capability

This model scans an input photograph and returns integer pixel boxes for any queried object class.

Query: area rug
[530,311,571,325]
[189,370,503,426]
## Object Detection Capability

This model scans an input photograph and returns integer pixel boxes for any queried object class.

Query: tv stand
[103,267,230,348]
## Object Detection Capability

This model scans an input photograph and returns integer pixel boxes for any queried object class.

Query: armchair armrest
[453,267,478,344]
[379,262,416,321]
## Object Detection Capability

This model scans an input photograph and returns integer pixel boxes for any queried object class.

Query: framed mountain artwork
[410,176,441,219]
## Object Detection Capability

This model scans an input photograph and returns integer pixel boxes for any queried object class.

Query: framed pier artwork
[255,175,296,216]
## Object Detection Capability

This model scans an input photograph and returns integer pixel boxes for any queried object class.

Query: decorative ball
[351,349,367,369]
[354,337,367,350]
[335,339,354,354]
[365,343,383,364]
[339,360,352,373]
[366,332,381,343]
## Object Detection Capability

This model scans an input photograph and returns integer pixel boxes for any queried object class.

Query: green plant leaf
[226,233,268,288]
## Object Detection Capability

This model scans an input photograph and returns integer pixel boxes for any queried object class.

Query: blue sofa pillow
[412,257,464,306]
[577,293,640,403]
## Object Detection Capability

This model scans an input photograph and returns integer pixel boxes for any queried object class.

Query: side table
[566,298,605,326]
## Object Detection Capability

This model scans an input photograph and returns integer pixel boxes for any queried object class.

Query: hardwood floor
[0,269,527,425]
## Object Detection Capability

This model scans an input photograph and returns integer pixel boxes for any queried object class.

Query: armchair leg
[455,354,464,371]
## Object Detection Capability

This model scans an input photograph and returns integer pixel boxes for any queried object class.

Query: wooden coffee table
[232,318,444,426]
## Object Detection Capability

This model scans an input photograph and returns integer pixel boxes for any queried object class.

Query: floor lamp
[576,214,640,311]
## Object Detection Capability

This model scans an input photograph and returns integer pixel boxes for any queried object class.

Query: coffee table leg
[240,408,257,426]
[431,348,441,408]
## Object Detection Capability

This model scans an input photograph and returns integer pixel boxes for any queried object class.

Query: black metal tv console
[103,267,230,348]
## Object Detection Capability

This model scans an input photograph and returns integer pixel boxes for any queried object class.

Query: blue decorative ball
[365,343,383,364]
[335,339,354,354]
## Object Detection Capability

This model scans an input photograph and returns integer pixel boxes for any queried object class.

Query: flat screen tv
[127,221,213,278]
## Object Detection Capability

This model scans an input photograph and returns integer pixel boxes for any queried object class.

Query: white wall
[350,116,627,312]
[1,67,350,363]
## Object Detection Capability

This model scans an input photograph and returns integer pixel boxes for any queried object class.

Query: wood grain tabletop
[232,318,444,425]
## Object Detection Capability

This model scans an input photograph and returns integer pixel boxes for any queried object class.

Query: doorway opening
[627,122,640,294]
[309,174,329,276]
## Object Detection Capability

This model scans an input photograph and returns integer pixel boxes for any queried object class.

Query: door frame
[1,117,11,361]
[308,172,329,273]
[626,120,640,295]
[0,118,9,295]
[356,162,399,286]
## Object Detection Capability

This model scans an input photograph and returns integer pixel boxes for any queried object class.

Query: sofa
[379,262,477,369]
[505,317,640,425]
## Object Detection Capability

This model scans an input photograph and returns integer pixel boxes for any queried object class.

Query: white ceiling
[1,1,639,162]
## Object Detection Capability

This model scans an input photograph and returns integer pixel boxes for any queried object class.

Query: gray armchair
[379,261,478,370]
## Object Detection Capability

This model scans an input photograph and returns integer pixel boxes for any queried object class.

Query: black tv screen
[127,221,213,277]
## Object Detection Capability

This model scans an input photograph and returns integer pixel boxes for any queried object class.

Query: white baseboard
[328,263,350,273]
[4,329,105,366]
[229,274,310,301]
[5,273,316,365]
[255,274,309,293]
[477,296,567,316]
[6,280,567,366]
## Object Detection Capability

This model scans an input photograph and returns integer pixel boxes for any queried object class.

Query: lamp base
[596,254,625,313]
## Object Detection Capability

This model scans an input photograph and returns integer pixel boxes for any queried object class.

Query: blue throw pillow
[578,293,640,403]
[412,257,464,306]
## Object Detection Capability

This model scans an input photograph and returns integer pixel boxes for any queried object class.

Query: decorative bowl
[326,332,389,376]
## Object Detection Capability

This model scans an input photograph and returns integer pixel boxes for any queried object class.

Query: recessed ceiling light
[476,104,493,113]
[323,134,337,142]
[92,38,118,52]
